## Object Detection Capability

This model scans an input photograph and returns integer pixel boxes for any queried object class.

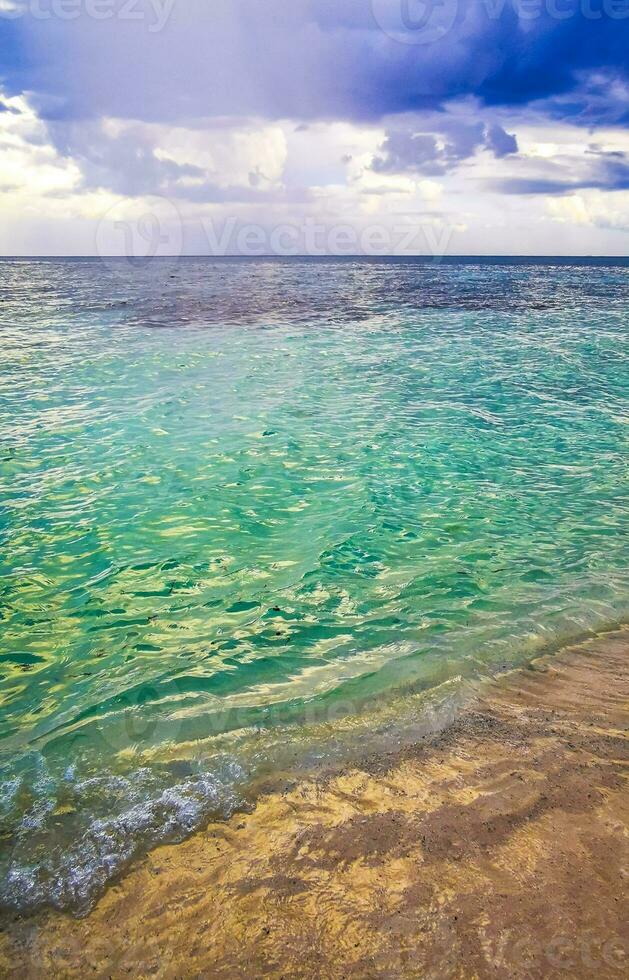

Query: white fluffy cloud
[0,92,628,256]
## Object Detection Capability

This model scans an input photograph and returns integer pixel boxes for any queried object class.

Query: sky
[0,0,628,255]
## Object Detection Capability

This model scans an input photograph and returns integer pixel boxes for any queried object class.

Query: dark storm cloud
[1,0,625,203]
[1,1,627,126]
[491,149,629,193]
[371,119,518,175]
[486,124,519,158]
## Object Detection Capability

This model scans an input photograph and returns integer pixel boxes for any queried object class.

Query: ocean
[0,256,627,913]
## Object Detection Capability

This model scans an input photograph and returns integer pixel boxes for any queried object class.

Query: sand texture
[1,629,628,979]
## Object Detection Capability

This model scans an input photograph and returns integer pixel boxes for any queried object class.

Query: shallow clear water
[0,257,627,912]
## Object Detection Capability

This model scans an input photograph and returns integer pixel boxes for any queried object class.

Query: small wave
[0,764,245,915]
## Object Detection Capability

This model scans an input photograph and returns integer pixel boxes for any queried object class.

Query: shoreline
[2,627,628,978]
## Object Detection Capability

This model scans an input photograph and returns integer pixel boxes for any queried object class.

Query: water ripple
[0,257,627,912]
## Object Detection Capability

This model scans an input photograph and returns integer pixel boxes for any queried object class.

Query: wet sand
[1,628,628,979]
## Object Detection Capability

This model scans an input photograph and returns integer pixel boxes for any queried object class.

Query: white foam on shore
[0,764,245,915]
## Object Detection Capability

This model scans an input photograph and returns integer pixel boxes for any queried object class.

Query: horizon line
[1,254,628,261]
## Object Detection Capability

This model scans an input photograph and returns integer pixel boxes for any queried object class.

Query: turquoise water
[0,257,628,912]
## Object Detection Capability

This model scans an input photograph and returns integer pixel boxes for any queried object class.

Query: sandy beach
[2,0,628,970]
[1,627,627,978]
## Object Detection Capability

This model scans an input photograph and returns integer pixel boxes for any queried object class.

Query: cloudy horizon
[1,0,628,256]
